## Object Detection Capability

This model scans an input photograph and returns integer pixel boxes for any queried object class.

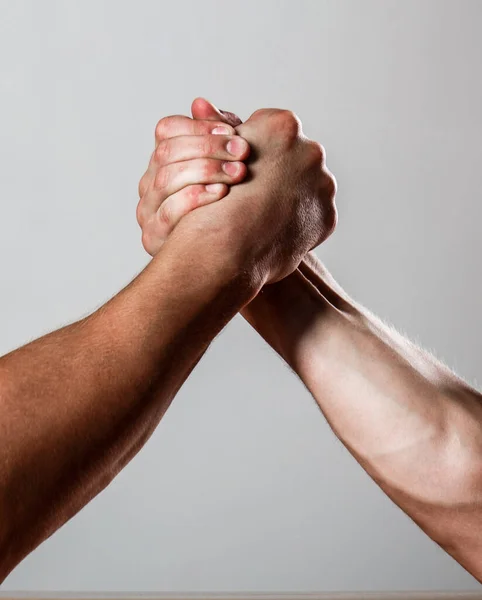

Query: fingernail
[212,126,230,135]
[226,139,238,156]
[205,183,224,193]
[222,161,240,176]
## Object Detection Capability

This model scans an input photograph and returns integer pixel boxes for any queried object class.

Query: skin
[0,107,336,581]
[138,97,482,582]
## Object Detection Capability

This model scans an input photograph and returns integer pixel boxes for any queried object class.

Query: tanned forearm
[0,219,258,581]
[242,253,482,581]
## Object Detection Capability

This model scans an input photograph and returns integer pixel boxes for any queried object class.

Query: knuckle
[323,169,337,200]
[273,109,302,144]
[154,166,170,191]
[155,118,168,141]
[136,201,145,227]
[157,202,172,227]
[154,114,183,141]
[187,184,204,203]
[278,108,301,124]
[308,140,326,165]
[251,107,271,119]
[155,139,171,164]
[201,158,215,179]
[279,108,302,128]
[141,230,152,253]
[138,174,148,198]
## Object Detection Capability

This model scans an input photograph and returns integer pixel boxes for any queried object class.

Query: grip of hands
[136,97,337,286]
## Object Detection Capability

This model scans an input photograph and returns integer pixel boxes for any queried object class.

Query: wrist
[242,256,363,371]
[241,267,327,367]
[168,207,266,296]
[160,211,264,306]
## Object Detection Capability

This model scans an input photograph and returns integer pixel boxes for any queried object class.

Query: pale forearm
[0,222,257,580]
[243,254,482,580]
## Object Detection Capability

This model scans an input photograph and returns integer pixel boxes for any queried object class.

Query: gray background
[0,0,481,593]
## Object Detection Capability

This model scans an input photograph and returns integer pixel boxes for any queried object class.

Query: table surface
[0,593,481,600]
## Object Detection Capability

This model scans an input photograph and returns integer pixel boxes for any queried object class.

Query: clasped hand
[136,97,337,285]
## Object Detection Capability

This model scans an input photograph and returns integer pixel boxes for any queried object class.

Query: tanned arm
[0,104,336,581]
[0,217,259,582]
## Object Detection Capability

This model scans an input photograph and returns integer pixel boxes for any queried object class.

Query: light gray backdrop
[0,0,481,593]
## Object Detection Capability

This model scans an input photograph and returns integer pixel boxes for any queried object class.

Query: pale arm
[0,220,258,582]
[242,253,482,581]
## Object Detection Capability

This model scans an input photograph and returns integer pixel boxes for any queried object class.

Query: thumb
[191,97,243,126]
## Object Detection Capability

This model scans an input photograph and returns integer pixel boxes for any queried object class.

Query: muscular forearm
[242,253,482,580]
[0,220,258,581]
